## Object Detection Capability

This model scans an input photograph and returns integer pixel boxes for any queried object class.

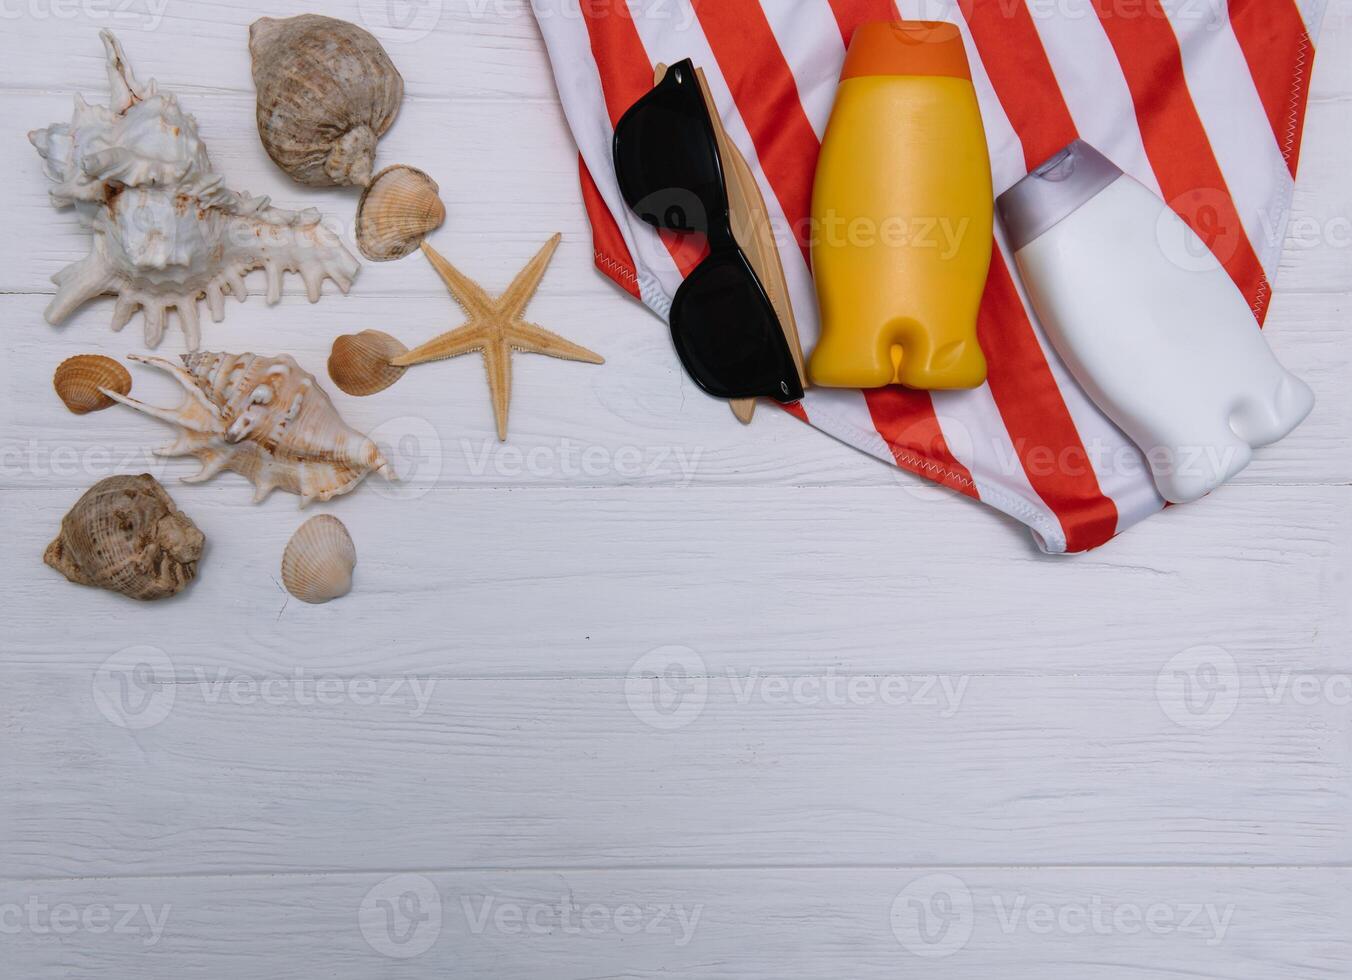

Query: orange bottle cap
[840,21,972,82]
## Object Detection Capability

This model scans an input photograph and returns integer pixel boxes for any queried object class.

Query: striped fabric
[532,0,1324,553]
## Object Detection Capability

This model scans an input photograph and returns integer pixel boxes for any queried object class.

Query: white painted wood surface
[1,2,1349,977]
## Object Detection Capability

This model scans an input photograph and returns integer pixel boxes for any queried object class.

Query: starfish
[392,235,604,440]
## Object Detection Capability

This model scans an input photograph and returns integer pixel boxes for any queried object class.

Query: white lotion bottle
[998,140,1314,504]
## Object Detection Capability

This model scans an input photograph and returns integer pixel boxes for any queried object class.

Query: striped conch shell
[28,31,360,349]
[104,352,393,505]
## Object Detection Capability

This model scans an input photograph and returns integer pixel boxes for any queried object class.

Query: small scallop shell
[53,354,132,414]
[282,515,357,604]
[329,330,410,397]
[356,165,446,261]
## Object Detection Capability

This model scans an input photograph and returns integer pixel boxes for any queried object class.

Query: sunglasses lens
[671,250,803,402]
[613,64,724,235]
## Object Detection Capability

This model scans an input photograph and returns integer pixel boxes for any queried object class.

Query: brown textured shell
[249,14,403,187]
[356,165,446,261]
[53,354,132,414]
[328,330,409,396]
[44,474,205,601]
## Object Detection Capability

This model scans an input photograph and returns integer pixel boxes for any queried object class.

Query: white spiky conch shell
[104,351,394,505]
[281,515,357,604]
[27,30,360,349]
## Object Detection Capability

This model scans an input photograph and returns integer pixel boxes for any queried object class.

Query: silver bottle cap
[997,140,1123,252]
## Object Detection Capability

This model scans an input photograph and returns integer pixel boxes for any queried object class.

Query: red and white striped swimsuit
[531,0,1324,553]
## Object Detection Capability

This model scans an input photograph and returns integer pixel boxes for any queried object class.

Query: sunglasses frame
[613,59,804,404]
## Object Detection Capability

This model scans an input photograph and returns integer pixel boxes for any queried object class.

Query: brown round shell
[53,354,132,414]
[43,474,205,601]
[249,14,403,187]
[329,330,410,397]
[281,514,356,604]
[356,165,446,261]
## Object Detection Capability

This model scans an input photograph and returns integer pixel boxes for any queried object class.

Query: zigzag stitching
[1281,30,1312,168]
[594,249,639,287]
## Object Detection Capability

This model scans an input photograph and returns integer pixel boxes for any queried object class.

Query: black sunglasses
[613,59,804,404]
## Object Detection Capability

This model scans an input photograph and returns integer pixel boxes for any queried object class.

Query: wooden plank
[0,9,1347,980]
[1,292,1346,491]
[3,483,1348,676]
[0,0,558,101]
[2,0,1348,105]
[10,90,1352,298]
[6,92,1351,297]
[4,669,1349,877]
[1276,86,1352,294]
[10,89,592,300]
[1,868,1347,978]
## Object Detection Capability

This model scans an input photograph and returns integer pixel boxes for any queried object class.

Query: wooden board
[2,869,1347,978]
[1,3,1348,979]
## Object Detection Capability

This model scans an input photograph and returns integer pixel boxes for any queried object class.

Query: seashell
[250,14,403,188]
[329,330,409,397]
[105,351,394,506]
[28,31,360,350]
[356,165,446,261]
[53,354,132,414]
[281,515,356,604]
[44,473,205,601]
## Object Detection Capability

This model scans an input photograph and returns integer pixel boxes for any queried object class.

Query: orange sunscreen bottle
[809,22,993,390]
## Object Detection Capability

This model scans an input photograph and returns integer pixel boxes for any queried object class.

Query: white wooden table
[2,3,1349,977]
